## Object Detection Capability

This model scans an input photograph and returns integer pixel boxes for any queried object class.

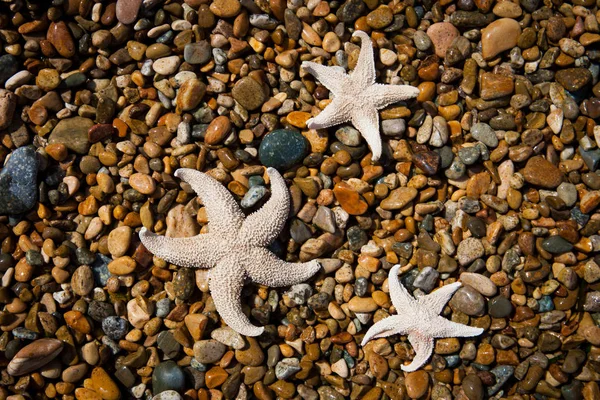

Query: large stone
[0,146,39,215]
[481,18,521,59]
[48,117,94,155]
[523,156,562,188]
[427,22,460,58]
[555,68,592,92]
[259,129,308,170]
[231,77,266,111]
[7,338,64,376]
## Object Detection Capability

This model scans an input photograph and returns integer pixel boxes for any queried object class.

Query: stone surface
[48,117,94,155]
[481,18,522,59]
[0,146,39,215]
[259,129,308,170]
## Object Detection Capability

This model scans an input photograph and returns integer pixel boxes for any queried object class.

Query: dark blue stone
[0,55,18,85]
[259,129,308,170]
[0,146,39,215]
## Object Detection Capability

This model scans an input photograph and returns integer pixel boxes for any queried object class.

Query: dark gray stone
[0,146,39,215]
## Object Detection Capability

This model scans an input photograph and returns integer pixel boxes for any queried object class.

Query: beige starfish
[302,30,420,161]
[361,265,484,372]
[139,168,321,336]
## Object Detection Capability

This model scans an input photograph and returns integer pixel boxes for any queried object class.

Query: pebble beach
[0,0,600,399]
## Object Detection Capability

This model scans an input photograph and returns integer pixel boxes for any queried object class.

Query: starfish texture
[302,30,420,161]
[139,168,321,336]
[361,265,484,372]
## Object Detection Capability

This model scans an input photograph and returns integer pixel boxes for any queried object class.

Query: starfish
[302,30,420,161]
[139,168,321,336]
[361,265,484,372]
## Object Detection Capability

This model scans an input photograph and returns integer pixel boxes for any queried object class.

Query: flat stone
[152,361,185,395]
[0,89,16,130]
[457,237,484,266]
[194,340,227,364]
[555,68,592,92]
[48,117,94,155]
[470,123,498,147]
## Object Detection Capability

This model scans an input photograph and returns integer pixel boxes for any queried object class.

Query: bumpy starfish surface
[361,265,484,372]
[302,30,420,161]
[139,168,321,336]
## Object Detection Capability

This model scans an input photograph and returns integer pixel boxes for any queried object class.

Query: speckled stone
[0,146,39,215]
[48,117,94,155]
[259,129,308,170]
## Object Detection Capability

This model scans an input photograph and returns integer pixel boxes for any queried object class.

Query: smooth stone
[427,22,460,58]
[232,76,266,111]
[259,129,308,170]
[183,41,212,65]
[240,185,267,208]
[194,340,227,364]
[152,361,185,395]
[0,89,16,130]
[541,236,573,254]
[449,285,486,316]
[0,146,39,215]
[211,327,245,350]
[48,117,94,155]
[470,123,498,147]
[523,156,562,188]
[7,339,64,376]
[460,272,497,297]
[116,0,142,24]
[91,367,121,400]
[488,296,513,318]
[481,18,521,59]
[457,237,484,266]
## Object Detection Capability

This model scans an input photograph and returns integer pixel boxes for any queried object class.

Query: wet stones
[555,68,592,92]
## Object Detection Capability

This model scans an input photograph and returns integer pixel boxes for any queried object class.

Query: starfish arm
[367,83,421,109]
[210,255,265,337]
[418,282,462,315]
[301,61,349,96]
[351,30,376,87]
[360,316,407,346]
[174,169,245,235]
[432,316,484,339]
[238,168,290,247]
[307,97,352,130]
[244,247,321,287]
[139,228,221,268]
[387,264,417,310]
[403,332,435,372]
[351,106,382,161]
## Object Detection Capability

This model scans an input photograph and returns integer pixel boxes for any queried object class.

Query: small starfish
[302,30,420,161]
[139,168,321,336]
[361,265,484,372]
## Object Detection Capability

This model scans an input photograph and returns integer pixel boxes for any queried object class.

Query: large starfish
[361,265,484,372]
[302,30,420,161]
[139,168,321,336]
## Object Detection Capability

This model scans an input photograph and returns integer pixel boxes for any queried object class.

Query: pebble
[116,0,142,24]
